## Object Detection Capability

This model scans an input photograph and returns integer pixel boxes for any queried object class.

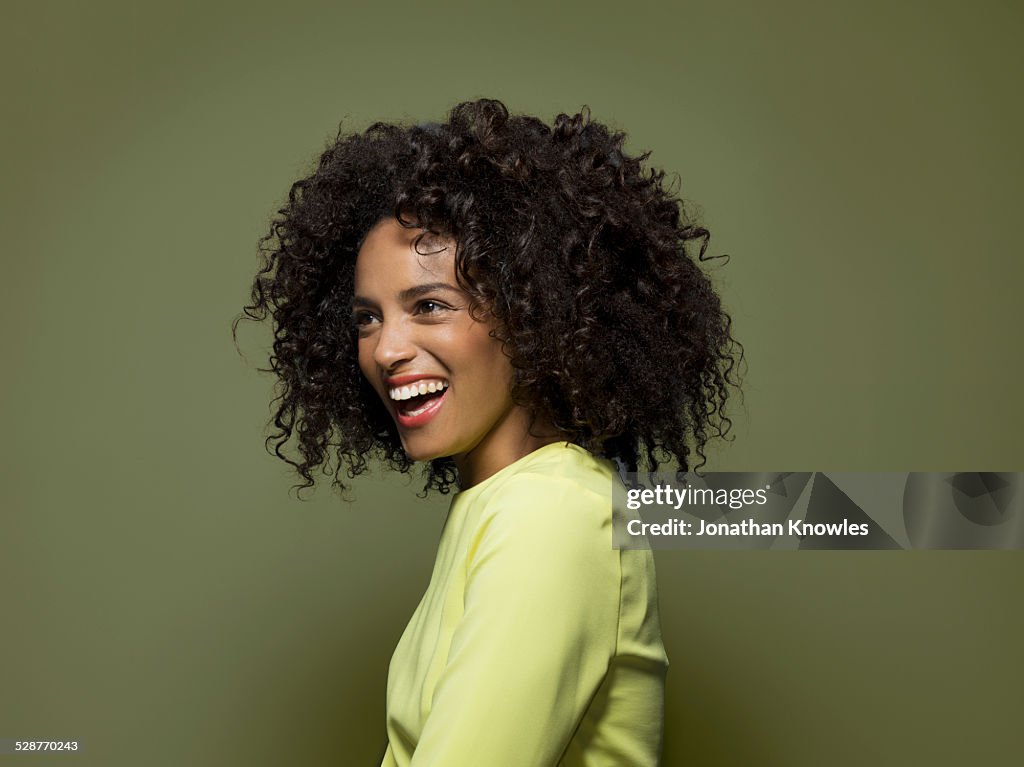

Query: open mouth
[395,387,447,417]
[388,381,449,427]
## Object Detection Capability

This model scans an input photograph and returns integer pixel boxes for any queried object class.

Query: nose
[372,317,417,372]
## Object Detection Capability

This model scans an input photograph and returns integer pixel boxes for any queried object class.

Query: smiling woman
[233,98,742,766]
[353,217,560,486]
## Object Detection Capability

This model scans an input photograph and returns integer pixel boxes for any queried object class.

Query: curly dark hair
[233,98,743,497]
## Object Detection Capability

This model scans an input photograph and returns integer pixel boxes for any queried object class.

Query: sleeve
[409,473,621,766]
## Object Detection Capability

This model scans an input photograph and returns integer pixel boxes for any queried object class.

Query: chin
[400,438,450,463]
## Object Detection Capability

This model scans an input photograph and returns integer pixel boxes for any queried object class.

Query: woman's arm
[408,473,620,766]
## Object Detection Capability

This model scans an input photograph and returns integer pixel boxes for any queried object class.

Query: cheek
[468,336,514,391]
[356,338,375,380]
[357,347,389,408]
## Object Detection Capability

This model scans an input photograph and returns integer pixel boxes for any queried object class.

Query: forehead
[354,217,454,291]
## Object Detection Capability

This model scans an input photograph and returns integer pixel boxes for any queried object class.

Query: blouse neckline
[452,440,587,503]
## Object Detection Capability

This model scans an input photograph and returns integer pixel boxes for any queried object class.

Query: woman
[236,98,741,765]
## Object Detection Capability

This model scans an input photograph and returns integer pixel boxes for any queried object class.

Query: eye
[415,300,450,316]
[352,310,379,327]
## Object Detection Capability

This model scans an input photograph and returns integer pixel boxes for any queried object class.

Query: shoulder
[482,442,611,515]
[466,443,618,570]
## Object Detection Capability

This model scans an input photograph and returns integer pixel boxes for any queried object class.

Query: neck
[453,408,562,490]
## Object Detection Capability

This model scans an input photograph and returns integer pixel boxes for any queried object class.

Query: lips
[385,373,445,388]
[394,385,448,428]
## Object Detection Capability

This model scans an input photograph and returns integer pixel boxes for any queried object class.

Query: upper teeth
[389,380,449,401]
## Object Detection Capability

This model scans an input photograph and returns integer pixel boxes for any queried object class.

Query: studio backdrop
[2,1,1021,765]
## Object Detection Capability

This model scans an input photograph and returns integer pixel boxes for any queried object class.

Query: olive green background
[2,1,1021,765]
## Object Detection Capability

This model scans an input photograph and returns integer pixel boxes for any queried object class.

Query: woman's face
[353,217,547,486]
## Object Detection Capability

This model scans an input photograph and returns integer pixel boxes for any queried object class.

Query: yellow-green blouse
[380,441,669,766]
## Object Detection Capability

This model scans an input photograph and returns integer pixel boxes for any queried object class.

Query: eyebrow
[352,282,461,309]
